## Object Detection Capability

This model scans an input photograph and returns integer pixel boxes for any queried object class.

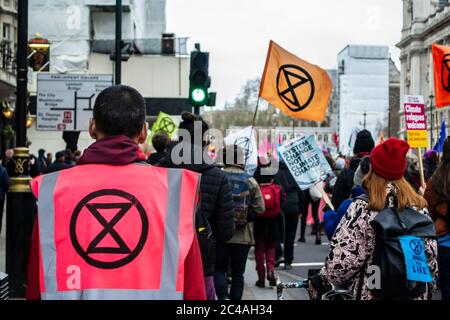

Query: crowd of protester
[22,85,449,301]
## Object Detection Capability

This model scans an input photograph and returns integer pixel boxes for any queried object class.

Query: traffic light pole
[115,0,122,85]
[6,0,35,298]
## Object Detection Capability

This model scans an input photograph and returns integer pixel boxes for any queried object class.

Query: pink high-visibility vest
[31,164,200,300]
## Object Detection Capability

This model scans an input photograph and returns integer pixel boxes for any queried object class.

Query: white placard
[37,73,113,131]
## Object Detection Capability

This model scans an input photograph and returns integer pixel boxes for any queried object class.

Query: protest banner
[224,126,258,174]
[150,112,178,140]
[403,95,427,186]
[279,135,334,209]
[432,44,450,108]
[259,41,332,122]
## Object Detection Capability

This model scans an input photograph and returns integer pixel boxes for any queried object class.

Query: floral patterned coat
[319,185,438,300]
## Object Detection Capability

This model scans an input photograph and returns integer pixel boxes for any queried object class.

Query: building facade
[397,0,450,146]
[0,0,17,157]
[26,0,191,156]
[388,58,401,138]
[337,45,390,154]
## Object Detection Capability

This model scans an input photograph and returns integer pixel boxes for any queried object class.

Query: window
[3,0,10,7]
[324,134,329,143]
[3,23,10,40]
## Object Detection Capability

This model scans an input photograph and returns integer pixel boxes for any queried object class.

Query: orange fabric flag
[432,44,450,108]
[259,41,332,121]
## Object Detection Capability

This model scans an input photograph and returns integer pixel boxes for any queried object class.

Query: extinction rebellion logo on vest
[70,189,149,269]
[276,64,315,112]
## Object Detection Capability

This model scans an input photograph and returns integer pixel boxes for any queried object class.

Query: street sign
[37,73,113,131]
[403,95,427,148]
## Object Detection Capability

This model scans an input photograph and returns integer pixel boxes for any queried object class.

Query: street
[243,230,329,300]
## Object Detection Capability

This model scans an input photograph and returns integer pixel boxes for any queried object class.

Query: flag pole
[245,97,261,168]
[417,147,425,187]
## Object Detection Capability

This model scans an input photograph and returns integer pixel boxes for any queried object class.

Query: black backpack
[356,194,436,300]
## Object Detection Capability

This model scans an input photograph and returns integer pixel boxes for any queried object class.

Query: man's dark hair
[55,151,65,160]
[93,85,146,138]
[178,112,209,146]
[152,131,170,153]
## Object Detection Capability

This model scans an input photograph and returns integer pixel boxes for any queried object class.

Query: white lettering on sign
[36,73,113,131]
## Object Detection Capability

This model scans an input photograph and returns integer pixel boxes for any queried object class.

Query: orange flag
[432,44,450,108]
[259,41,332,121]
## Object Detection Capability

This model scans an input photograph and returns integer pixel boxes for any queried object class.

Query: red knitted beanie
[370,138,410,180]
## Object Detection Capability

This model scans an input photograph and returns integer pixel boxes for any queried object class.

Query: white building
[337,45,390,154]
[396,0,450,146]
[26,0,190,156]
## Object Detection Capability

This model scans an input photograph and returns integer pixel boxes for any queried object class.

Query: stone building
[397,0,450,146]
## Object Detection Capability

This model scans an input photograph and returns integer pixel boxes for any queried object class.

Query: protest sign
[224,126,258,174]
[279,135,333,191]
[403,95,427,148]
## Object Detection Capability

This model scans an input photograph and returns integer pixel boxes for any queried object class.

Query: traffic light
[189,45,211,107]
[28,33,50,72]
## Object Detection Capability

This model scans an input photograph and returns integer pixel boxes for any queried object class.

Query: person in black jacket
[331,129,374,210]
[158,112,235,300]
[45,151,73,174]
[147,131,169,165]
[275,160,304,270]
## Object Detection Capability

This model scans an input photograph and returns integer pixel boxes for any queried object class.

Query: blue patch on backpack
[398,235,432,283]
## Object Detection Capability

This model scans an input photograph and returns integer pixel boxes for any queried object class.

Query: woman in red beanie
[308,138,438,300]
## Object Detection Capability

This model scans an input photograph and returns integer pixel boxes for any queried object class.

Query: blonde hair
[362,169,427,211]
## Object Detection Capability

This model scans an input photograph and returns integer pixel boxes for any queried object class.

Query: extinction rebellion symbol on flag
[276,64,315,112]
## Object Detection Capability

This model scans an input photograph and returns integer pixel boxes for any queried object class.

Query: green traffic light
[191,88,207,103]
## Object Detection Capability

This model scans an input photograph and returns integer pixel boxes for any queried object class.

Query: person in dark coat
[424,150,439,182]
[331,129,375,210]
[158,112,235,300]
[147,131,169,165]
[45,151,73,174]
[275,160,304,270]
[34,148,48,176]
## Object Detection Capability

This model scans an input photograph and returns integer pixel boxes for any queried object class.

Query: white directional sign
[37,73,113,131]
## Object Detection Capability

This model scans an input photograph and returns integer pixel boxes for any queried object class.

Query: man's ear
[89,119,97,140]
[138,122,149,144]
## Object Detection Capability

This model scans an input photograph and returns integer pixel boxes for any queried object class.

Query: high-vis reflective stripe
[160,169,182,291]
[38,171,60,295]
[34,164,199,300]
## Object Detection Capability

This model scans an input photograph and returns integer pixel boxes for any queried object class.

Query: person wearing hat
[309,138,438,300]
[45,150,73,174]
[157,112,235,300]
[331,129,375,210]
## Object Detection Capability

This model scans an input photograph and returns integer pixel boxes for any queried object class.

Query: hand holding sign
[279,135,334,210]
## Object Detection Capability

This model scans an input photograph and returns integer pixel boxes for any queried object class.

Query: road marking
[281,262,325,267]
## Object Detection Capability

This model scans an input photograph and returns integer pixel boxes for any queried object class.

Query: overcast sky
[166,0,403,108]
